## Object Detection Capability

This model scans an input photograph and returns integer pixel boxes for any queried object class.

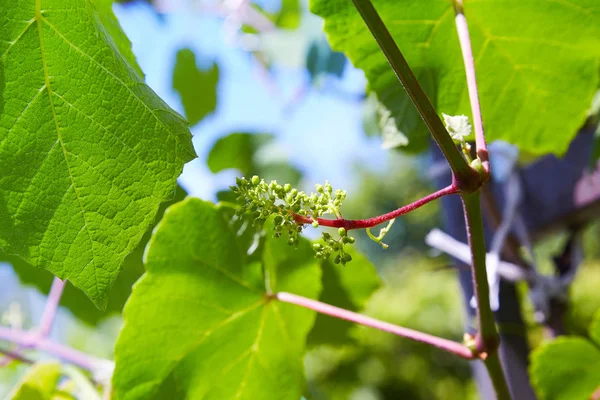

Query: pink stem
[0,326,106,371]
[38,277,66,338]
[294,184,459,230]
[275,292,476,359]
[454,5,489,172]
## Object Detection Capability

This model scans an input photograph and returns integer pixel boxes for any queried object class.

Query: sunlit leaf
[0,0,195,307]
[2,186,187,326]
[113,199,321,399]
[311,0,600,155]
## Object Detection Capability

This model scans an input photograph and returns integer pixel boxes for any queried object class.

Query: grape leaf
[0,0,195,308]
[308,248,380,346]
[172,48,219,126]
[311,0,600,155]
[113,199,321,400]
[1,185,187,326]
[530,310,600,400]
[8,361,61,400]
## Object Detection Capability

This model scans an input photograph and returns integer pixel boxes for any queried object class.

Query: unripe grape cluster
[231,176,354,264]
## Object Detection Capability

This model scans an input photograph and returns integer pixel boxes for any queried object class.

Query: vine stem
[0,326,110,372]
[462,193,511,399]
[275,292,476,359]
[350,0,480,190]
[453,0,489,173]
[453,3,510,397]
[294,184,459,229]
[38,277,66,338]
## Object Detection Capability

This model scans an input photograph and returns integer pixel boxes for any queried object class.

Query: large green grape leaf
[311,0,600,155]
[1,186,187,326]
[172,48,219,127]
[0,0,195,308]
[308,248,380,346]
[530,310,600,400]
[113,199,321,400]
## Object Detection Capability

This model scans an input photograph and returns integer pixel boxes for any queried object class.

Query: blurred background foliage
[1,0,599,398]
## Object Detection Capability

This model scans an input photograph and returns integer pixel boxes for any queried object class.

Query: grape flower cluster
[231,176,355,264]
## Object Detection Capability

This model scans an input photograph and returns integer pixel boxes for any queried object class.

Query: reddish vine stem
[293,184,459,229]
[453,0,489,174]
[275,292,476,360]
[38,277,66,338]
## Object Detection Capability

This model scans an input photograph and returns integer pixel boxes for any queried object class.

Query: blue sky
[114,2,391,199]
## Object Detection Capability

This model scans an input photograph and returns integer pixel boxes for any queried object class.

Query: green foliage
[274,0,302,30]
[0,0,195,308]
[208,133,273,175]
[311,0,600,156]
[1,186,187,326]
[112,198,321,400]
[530,310,600,400]
[249,0,302,31]
[8,361,62,400]
[305,39,347,82]
[208,132,303,186]
[308,247,381,346]
[232,176,355,263]
[172,48,219,126]
[306,259,476,399]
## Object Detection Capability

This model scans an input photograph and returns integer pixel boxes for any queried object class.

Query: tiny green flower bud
[322,232,331,240]
[288,237,296,246]
[312,220,319,228]
[347,236,355,244]
[338,227,347,237]
[284,183,292,192]
[334,255,341,264]
[316,184,324,193]
[251,175,260,185]
[344,253,352,262]
[313,243,323,251]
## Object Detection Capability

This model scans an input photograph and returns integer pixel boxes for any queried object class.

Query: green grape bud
[288,237,296,246]
[344,253,352,262]
[334,255,341,264]
[313,243,323,251]
[284,183,292,192]
[347,236,355,244]
[338,227,347,237]
[312,220,319,228]
[251,175,260,185]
